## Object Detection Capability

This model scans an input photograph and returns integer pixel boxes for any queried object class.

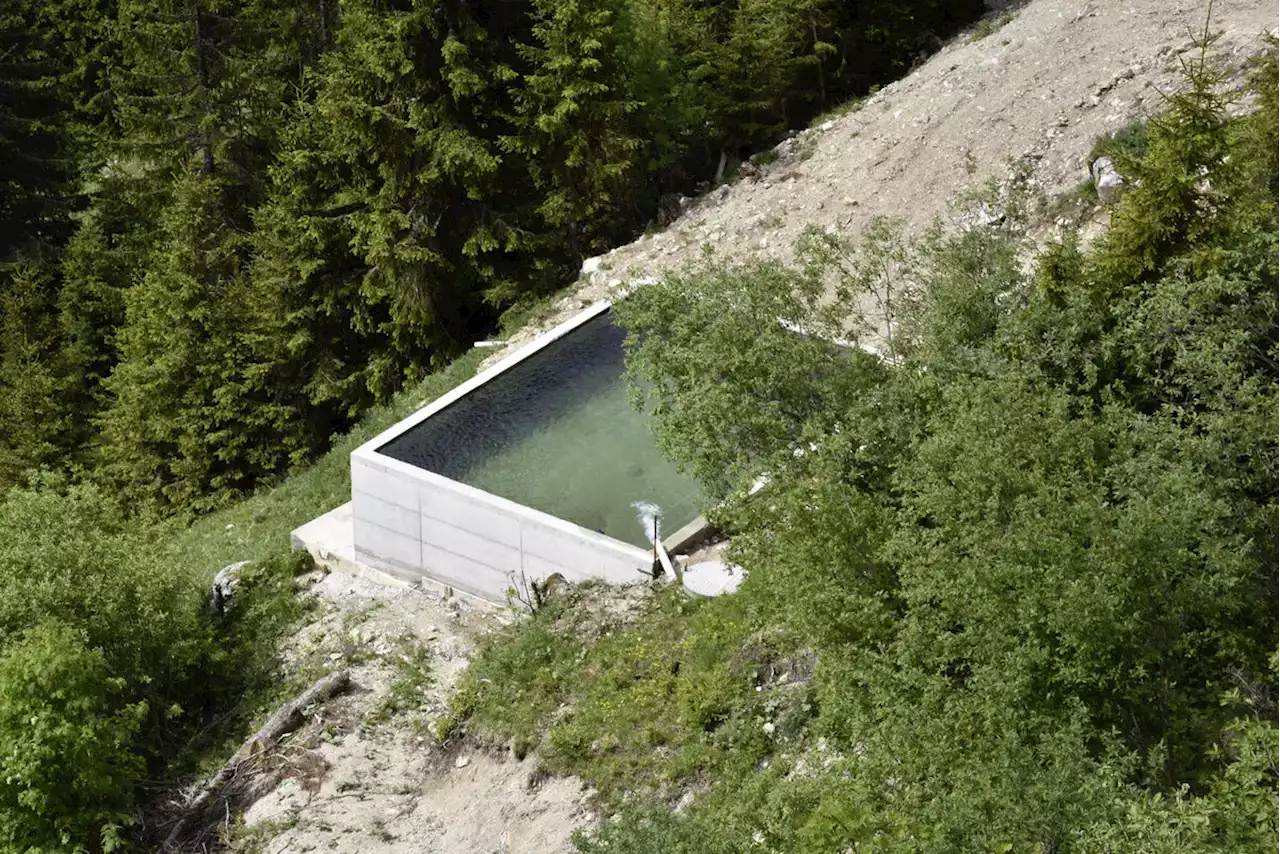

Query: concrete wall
[350,451,653,602]
[348,302,652,602]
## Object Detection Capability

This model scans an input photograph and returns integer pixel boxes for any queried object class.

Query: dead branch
[162,670,351,852]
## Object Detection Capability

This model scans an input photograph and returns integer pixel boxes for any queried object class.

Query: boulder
[210,560,250,614]
[1091,155,1125,204]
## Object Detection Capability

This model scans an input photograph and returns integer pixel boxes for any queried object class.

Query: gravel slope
[491,0,1275,361]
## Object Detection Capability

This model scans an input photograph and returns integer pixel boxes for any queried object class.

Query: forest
[0,0,981,508]
[0,0,985,849]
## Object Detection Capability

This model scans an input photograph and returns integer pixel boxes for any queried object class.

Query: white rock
[581,256,602,275]
[1091,156,1125,204]
[455,755,470,768]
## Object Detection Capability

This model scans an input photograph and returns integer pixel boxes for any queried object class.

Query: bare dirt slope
[233,572,592,854]
[491,0,1275,361]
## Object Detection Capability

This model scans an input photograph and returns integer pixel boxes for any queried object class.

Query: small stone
[455,756,470,768]
[581,256,602,275]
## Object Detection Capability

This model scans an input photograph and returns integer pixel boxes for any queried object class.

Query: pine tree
[251,0,548,421]
[503,0,647,254]
[101,171,298,509]
[0,0,79,260]
[0,261,68,487]
[94,0,336,505]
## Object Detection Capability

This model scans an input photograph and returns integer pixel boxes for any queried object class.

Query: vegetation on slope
[457,37,1279,853]
[0,0,981,511]
[0,1,982,846]
[0,351,484,852]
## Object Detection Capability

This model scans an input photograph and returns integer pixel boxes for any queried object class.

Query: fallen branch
[163,670,351,851]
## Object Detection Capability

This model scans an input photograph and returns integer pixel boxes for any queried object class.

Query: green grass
[171,349,486,577]
[750,149,779,167]
[153,349,486,791]
[1041,177,1100,226]
[366,638,434,726]
[968,11,1016,42]
[1088,117,1151,166]
[453,583,815,802]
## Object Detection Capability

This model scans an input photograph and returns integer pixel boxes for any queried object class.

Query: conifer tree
[252,0,546,418]
[0,262,68,487]
[0,0,79,259]
[504,0,647,253]
[101,171,291,509]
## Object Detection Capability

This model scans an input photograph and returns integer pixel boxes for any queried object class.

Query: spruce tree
[0,1,78,260]
[0,261,68,487]
[252,0,546,421]
[504,0,646,254]
[101,171,291,510]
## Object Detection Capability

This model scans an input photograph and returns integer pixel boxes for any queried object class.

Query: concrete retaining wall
[350,300,659,603]
[350,451,653,602]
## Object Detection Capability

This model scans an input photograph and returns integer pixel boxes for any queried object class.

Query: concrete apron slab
[290,502,504,613]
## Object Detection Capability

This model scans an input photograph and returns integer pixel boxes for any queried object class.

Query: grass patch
[170,350,486,578]
[1088,117,1151,165]
[455,583,814,802]
[809,95,864,129]
[366,638,434,726]
[1041,177,1100,226]
[968,11,1016,42]
[751,149,779,167]
[151,349,486,809]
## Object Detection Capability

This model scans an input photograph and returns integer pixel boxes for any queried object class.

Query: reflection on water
[378,313,701,548]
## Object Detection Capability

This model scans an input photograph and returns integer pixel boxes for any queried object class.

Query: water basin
[377,311,701,548]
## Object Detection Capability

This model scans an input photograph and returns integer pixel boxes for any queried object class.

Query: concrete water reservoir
[348,301,703,602]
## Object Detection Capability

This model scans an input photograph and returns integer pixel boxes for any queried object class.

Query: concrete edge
[353,299,613,459]
[663,514,715,556]
[355,443,656,567]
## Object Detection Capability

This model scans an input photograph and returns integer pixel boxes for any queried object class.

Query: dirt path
[234,572,592,854]
[490,0,1275,362]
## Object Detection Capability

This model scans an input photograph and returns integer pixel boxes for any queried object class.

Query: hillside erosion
[492,0,1275,360]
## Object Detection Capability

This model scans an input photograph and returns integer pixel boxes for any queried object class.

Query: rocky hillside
[494,0,1275,358]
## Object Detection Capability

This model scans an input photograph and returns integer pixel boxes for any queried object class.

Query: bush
[0,481,212,713]
[0,622,146,853]
[0,480,313,851]
[560,34,1277,853]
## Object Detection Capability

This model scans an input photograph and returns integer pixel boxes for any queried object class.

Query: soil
[233,571,593,854]
[486,0,1275,366]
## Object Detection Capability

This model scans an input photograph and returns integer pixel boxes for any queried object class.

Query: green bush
[466,34,1279,854]
[0,479,317,851]
[0,481,211,708]
[0,622,146,853]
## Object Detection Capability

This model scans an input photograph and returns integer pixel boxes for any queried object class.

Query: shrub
[0,622,147,853]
